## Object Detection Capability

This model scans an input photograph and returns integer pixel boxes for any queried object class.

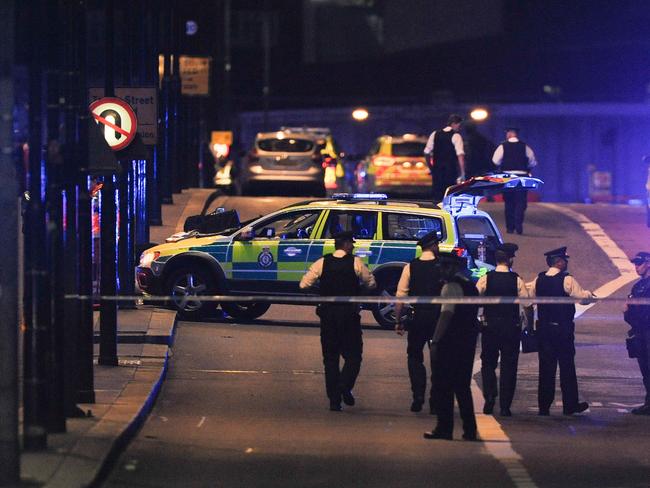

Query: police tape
[64,294,650,306]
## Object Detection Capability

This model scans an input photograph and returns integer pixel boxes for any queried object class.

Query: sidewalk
[20,189,214,488]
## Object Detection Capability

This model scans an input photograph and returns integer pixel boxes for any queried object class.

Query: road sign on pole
[89,97,138,151]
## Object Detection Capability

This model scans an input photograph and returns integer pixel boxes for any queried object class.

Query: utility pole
[0,0,19,481]
[159,0,173,204]
[262,0,271,130]
[23,0,51,451]
[99,0,119,367]
[75,0,95,403]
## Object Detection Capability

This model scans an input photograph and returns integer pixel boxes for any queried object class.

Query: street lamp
[352,108,369,121]
[470,107,489,122]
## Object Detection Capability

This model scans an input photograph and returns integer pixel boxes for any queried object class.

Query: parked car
[235,129,328,196]
[136,174,543,328]
[355,134,430,195]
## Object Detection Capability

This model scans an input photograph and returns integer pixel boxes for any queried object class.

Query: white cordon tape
[64,294,650,305]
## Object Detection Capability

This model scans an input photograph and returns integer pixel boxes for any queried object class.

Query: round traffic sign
[89,97,138,151]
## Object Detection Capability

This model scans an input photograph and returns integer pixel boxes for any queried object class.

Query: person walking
[394,230,444,414]
[624,252,650,415]
[424,256,480,441]
[476,243,531,417]
[424,114,466,202]
[299,230,376,411]
[491,127,537,234]
[528,247,594,416]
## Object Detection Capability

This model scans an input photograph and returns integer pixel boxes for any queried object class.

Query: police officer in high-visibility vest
[394,230,444,414]
[476,243,531,417]
[299,231,376,411]
[624,252,650,415]
[424,114,466,202]
[491,127,537,234]
[528,247,594,416]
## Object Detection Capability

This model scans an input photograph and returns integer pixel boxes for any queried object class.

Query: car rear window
[257,138,314,153]
[456,216,497,240]
[391,142,425,157]
[383,212,444,241]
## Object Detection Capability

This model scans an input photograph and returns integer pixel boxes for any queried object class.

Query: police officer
[424,255,480,441]
[624,252,650,414]
[476,243,531,417]
[394,230,443,413]
[424,114,466,202]
[528,247,594,416]
[491,127,538,234]
[299,231,376,411]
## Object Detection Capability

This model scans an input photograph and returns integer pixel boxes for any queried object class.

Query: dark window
[322,210,378,239]
[251,210,321,239]
[456,216,497,240]
[383,212,444,241]
[391,142,426,157]
[257,138,315,153]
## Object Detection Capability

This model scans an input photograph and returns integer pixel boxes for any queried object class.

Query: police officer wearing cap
[299,230,376,411]
[476,243,531,416]
[424,114,466,202]
[394,230,444,413]
[528,247,595,416]
[491,127,538,234]
[624,252,650,414]
[424,255,480,441]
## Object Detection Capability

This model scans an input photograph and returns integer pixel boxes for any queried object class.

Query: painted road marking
[197,416,206,428]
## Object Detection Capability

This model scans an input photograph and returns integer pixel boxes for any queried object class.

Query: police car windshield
[391,142,426,157]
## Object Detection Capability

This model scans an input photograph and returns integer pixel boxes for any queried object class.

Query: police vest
[409,258,443,325]
[320,254,359,297]
[440,275,479,343]
[484,270,520,325]
[433,130,457,168]
[536,272,575,324]
[501,141,528,172]
[625,277,650,329]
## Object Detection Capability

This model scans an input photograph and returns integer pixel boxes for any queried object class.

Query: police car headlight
[139,251,160,268]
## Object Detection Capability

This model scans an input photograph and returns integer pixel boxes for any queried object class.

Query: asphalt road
[104,197,650,488]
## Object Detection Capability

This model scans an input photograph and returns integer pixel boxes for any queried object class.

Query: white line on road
[197,416,206,428]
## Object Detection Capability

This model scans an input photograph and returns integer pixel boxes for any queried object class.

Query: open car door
[442,173,544,215]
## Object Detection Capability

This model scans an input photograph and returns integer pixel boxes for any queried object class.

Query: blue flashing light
[331,193,388,200]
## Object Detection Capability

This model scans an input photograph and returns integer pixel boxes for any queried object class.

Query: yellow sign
[211,131,233,145]
[179,56,211,96]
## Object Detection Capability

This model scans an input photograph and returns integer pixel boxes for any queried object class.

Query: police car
[136,174,542,328]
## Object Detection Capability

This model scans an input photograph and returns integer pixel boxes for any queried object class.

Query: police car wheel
[373,283,400,329]
[166,268,218,319]
[221,302,270,322]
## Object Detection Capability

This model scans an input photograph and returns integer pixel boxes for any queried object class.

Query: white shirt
[424,126,465,157]
[492,137,538,173]
[299,249,377,290]
[395,251,436,297]
[475,264,530,297]
[526,267,594,299]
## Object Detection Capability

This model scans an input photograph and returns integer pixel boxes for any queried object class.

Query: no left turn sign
[89,97,138,151]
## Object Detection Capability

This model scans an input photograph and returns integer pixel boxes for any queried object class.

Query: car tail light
[452,247,468,257]
[372,156,395,167]
[321,156,334,168]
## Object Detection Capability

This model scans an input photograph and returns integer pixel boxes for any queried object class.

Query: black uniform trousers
[318,305,363,402]
[636,329,650,405]
[537,321,579,411]
[431,164,458,202]
[432,331,478,436]
[503,190,528,233]
[480,322,520,410]
[407,323,434,407]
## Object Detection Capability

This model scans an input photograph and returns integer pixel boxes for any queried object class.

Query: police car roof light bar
[331,193,389,201]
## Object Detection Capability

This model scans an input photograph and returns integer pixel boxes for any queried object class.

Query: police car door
[230,209,322,294]
[312,209,379,271]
